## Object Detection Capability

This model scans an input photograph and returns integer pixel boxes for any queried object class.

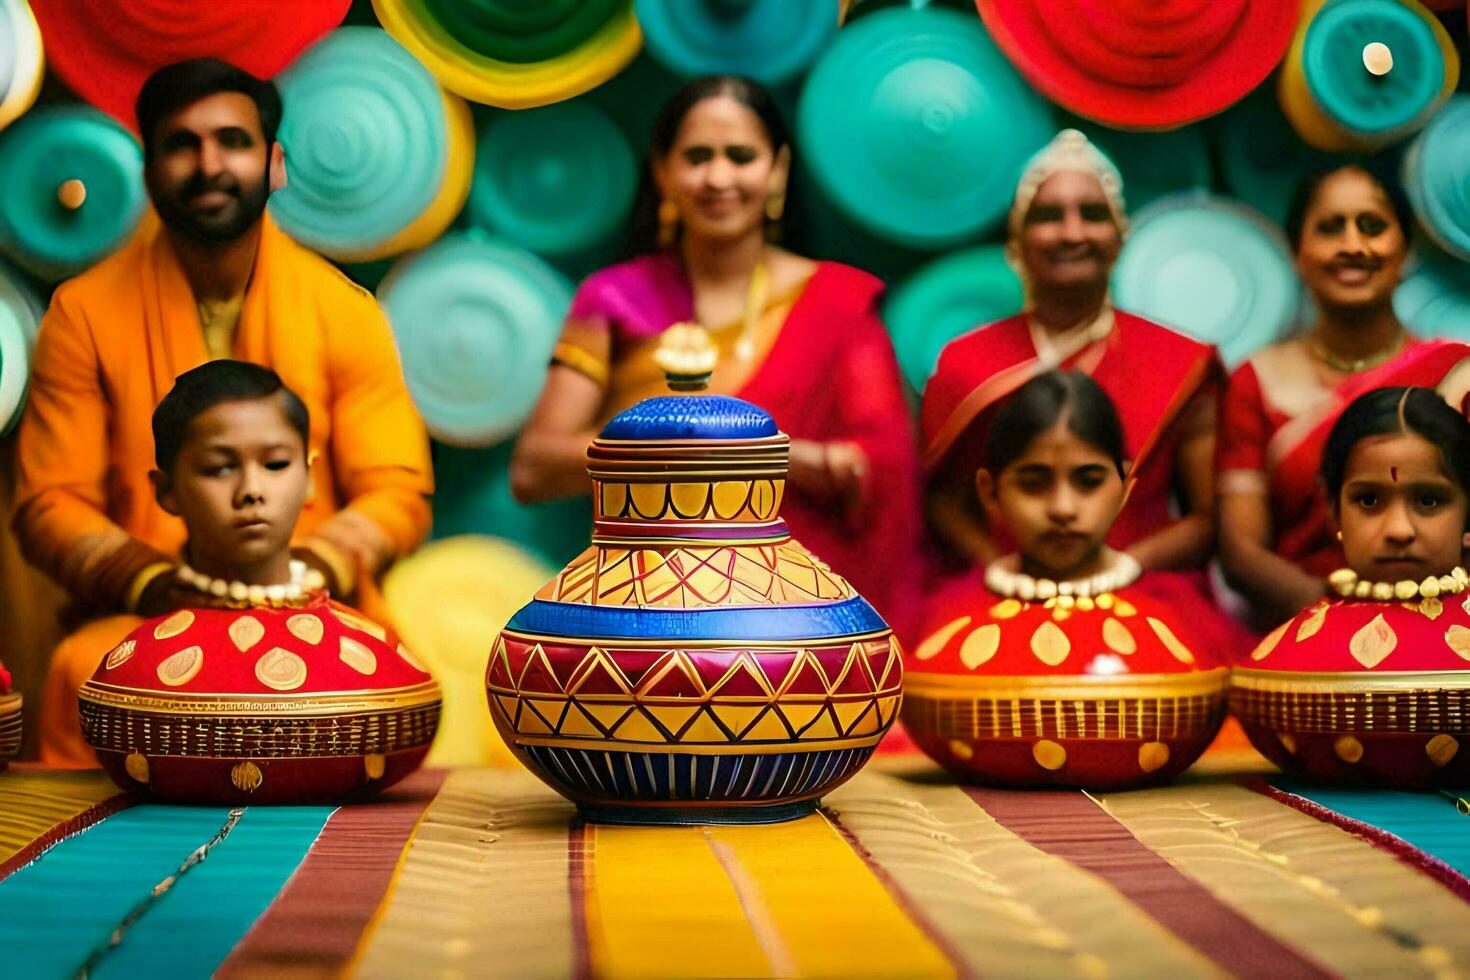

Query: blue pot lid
[467,100,635,257]
[271,27,450,258]
[378,234,572,447]
[0,258,36,435]
[1302,0,1444,139]
[796,4,1053,249]
[1216,85,1347,226]
[885,245,1023,392]
[0,105,145,282]
[1395,248,1470,341]
[599,393,778,441]
[1112,194,1303,368]
[1403,95,1470,262]
[634,0,840,86]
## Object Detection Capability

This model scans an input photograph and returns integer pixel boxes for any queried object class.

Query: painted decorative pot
[80,598,440,804]
[1232,582,1470,786]
[904,571,1228,788]
[486,391,902,824]
[0,660,19,765]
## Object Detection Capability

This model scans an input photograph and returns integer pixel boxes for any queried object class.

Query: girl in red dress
[907,371,1228,787]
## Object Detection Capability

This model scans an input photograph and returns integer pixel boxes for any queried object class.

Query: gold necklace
[1308,330,1405,374]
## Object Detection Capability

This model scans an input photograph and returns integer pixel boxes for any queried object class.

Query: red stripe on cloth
[0,791,137,883]
[1247,777,1470,906]
[965,787,1332,979]
[824,808,979,980]
[215,769,447,978]
[568,821,592,980]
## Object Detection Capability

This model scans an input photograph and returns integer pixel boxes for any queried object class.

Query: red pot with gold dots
[1232,570,1470,787]
[904,567,1227,788]
[80,597,440,804]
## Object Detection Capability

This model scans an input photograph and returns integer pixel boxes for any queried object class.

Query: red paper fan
[975,0,1301,129]
[31,0,350,130]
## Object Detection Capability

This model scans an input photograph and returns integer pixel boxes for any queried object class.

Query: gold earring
[764,189,785,223]
[657,198,679,249]
[1336,530,1343,541]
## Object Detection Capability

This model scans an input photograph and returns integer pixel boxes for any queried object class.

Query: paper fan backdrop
[378,234,572,447]
[371,0,641,109]
[0,105,146,281]
[0,257,40,436]
[467,100,635,257]
[885,246,1023,392]
[634,0,840,86]
[29,0,349,130]
[1112,194,1303,367]
[269,28,474,263]
[0,0,43,132]
[1403,96,1470,262]
[1278,0,1459,151]
[797,4,1053,249]
[975,0,1300,129]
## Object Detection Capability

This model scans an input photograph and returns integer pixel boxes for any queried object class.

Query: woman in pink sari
[511,76,921,639]
[1218,165,1470,625]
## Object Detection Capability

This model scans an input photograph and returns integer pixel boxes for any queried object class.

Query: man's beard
[150,173,270,246]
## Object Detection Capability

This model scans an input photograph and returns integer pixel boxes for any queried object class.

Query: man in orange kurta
[13,60,433,765]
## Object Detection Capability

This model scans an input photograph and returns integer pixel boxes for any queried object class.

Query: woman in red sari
[511,76,921,638]
[922,130,1221,586]
[1218,165,1470,626]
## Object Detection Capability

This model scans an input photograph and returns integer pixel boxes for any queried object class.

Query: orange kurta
[12,209,433,765]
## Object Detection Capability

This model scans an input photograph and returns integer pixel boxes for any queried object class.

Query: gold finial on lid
[654,322,718,392]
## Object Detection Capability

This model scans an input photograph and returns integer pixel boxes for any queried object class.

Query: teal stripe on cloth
[1273,779,1470,878]
[0,803,334,977]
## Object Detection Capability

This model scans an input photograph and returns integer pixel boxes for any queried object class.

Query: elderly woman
[922,129,1221,583]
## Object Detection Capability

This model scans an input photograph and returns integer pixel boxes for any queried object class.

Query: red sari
[921,310,1221,558]
[553,255,923,641]
[1218,337,1470,576]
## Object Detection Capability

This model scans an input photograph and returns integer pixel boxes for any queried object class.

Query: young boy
[41,360,329,764]
[148,360,325,605]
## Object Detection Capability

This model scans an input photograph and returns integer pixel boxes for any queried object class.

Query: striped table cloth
[1,750,1468,978]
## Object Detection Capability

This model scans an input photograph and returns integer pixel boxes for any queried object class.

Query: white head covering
[1006,128,1129,244]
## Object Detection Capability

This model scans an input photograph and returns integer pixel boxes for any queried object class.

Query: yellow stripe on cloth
[350,769,578,978]
[1096,781,1470,976]
[0,769,120,865]
[587,813,956,978]
[825,768,1220,978]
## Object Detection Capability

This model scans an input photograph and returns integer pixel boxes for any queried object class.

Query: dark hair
[135,58,283,159]
[625,74,796,256]
[983,371,1127,476]
[1322,386,1470,515]
[152,360,309,473]
[1284,162,1415,253]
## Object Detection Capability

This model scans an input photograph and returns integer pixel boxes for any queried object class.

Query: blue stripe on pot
[507,594,887,641]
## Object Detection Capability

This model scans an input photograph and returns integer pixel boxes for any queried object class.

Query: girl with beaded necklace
[905,370,1228,788]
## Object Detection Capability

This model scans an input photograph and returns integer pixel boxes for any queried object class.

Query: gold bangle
[124,562,176,614]
[301,537,357,597]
